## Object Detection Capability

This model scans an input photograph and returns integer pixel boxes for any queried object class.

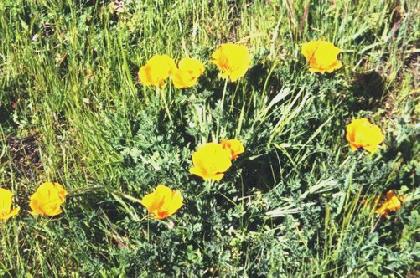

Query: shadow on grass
[237,153,282,193]
[248,63,283,96]
[349,71,386,113]
[0,105,10,124]
[65,191,132,249]
[1,134,44,198]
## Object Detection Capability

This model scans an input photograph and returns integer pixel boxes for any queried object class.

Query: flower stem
[158,87,173,123]
[221,78,228,114]
[69,186,139,204]
[216,79,229,141]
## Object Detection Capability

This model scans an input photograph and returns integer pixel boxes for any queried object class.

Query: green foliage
[0,0,418,276]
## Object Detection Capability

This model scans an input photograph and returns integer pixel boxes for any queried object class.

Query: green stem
[158,87,173,123]
[229,81,240,113]
[221,78,228,114]
[69,186,140,204]
[112,191,140,203]
[68,186,105,197]
[217,79,229,141]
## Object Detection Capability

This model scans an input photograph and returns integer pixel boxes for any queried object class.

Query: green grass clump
[0,0,418,276]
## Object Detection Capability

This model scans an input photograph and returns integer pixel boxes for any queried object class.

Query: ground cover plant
[0,0,419,276]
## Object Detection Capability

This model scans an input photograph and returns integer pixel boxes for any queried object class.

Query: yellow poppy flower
[171,57,205,89]
[30,182,68,217]
[221,139,244,160]
[138,54,176,88]
[0,188,20,221]
[346,118,384,153]
[212,43,251,82]
[190,143,232,181]
[376,190,404,217]
[140,184,183,220]
[301,40,342,73]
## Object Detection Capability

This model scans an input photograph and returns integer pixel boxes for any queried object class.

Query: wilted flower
[212,43,251,82]
[221,139,244,160]
[190,143,232,181]
[301,40,342,73]
[346,118,384,153]
[140,184,183,220]
[171,57,205,88]
[30,182,68,217]
[0,188,20,221]
[376,190,404,217]
[138,54,176,88]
